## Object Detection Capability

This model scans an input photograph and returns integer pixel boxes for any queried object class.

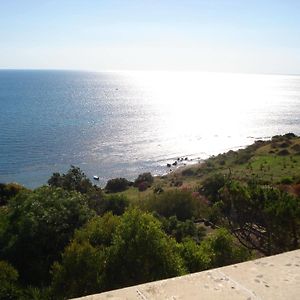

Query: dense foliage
[105,178,131,193]
[145,190,199,220]
[134,172,154,189]
[1,134,299,300]
[0,187,94,286]
[219,181,300,255]
[52,209,186,298]
[0,183,26,206]
[48,165,99,194]
[0,261,21,299]
[97,194,129,216]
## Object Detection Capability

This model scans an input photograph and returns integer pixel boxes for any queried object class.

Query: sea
[1,70,300,188]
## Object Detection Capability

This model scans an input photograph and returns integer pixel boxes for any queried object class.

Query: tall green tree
[48,166,99,194]
[220,181,300,255]
[107,209,186,289]
[0,187,94,286]
[51,209,186,299]
[51,213,120,299]
[0,261,21,300]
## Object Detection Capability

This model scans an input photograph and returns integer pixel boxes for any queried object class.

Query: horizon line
[0,68,299,77]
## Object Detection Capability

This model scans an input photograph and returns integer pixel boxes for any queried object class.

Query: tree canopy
[0,187,94,285]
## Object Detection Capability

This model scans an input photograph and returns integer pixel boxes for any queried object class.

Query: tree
[97,194,129,216]
[145,190,199,221]
[106,209,186,289]
[179,239,210,273]
[200,228,251,268]
[160,215,205,243]
[0,261,21,300]
[1,187,94,286]
[48,166,98,194]
[51,210,186,298]
[200,173,227,203]
[0,183,26,206]
[134,172,154,187]
[105,178,130,193]
[219,181,300,255]
[51,213,121,299]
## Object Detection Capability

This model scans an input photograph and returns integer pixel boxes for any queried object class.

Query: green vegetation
[105,177,131,193]
[0,187,94,286]
[144,190,199,220]
[0,183,27,206]
[0,261,21,299]
[134,172,154,191]
[0,133,299,299]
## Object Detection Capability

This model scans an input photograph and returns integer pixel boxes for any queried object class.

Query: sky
[0,0,300,74]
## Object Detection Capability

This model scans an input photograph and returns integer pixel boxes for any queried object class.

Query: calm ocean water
[0,70,300,188]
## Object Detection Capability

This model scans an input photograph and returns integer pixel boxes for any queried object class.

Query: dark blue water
[1,70,300,188]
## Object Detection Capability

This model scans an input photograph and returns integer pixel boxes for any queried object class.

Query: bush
[179,239,210,272]
[200,173,227,202]
[145,190,198,221]
[0,261,21,300]
[1,187,94,285]
[160,215,206,243]
[234,150,253,164]
[106,209,186,289]
[138,181,148,192]
[291,144,300,152]
[219,181,300,255]
[51,210,186,298]
[48,166,98,194]
[98,194,129,216]
[278,149,290,156]
[181,168,195,176]
[280,177,293,184]
[0,183,26,206]
[134,172,154,187]
[105,178,130,193]
[200,228,251,268]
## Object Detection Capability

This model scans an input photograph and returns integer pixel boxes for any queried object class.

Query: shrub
[291,144,300,152]
[0,183,26,206]
[51,213,120,299]
[1,187,94,285]
[48,166,98,194]
[234,150,253,164]
[279,142,290,148]
[98,194,129,216]
[134,172,154,187]
[107,209,186,289]
[51,210,185,298]
[200,173,227,202]
[145,190,198,221]
[0,260,21,299]
[181,168,195,176]
[280,177,293,184]
[179,239,210,272]
[138,181,148,192]
[278,149,290,156]
[160,215,206,243]
[200,228,251,268]
[105,178,130,193]
[283,133,297,139]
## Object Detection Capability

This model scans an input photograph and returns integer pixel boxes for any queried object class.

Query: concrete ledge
[74,249,300,300]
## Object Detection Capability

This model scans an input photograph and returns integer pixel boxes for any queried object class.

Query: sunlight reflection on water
[0,70,300,187]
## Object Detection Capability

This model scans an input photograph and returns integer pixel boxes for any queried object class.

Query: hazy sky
[1,0,300,74]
